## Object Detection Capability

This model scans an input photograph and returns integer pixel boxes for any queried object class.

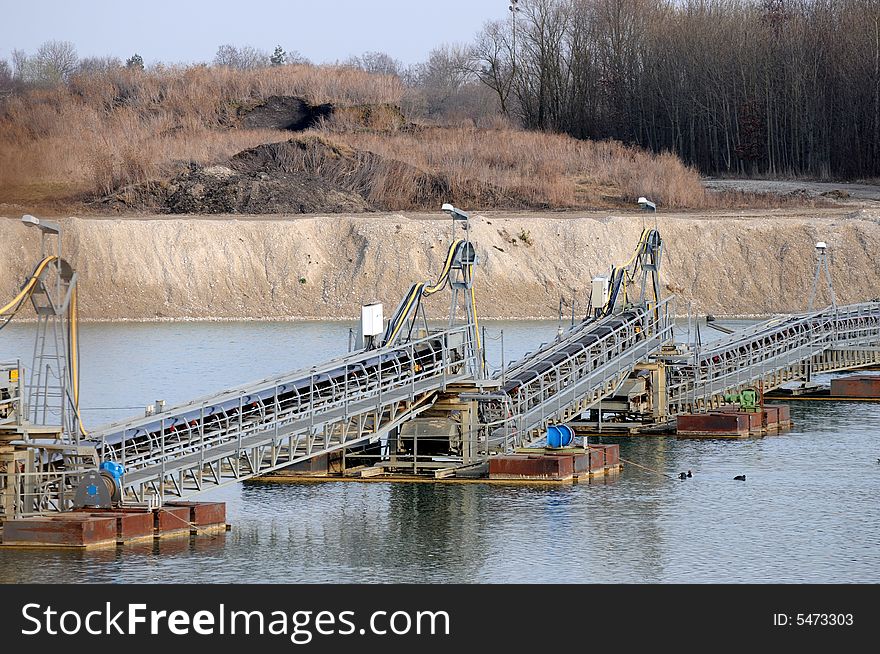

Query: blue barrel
[546,424,574,448]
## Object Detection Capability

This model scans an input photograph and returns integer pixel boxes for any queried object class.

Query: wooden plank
[359,466,382,478]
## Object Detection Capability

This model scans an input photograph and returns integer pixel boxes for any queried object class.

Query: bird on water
[734,475,746,481]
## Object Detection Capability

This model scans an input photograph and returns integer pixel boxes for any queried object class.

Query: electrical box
[590,276,610,313]
[0,363,23,425]
[361,303,384,337]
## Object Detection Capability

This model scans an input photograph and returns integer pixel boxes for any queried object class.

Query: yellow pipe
[388,240,463,343]
[0,256,57,315]
[68,285,88,436]
[386,283,424,345]
[3,255,89,436]
[70,286,78,406]
[605,228,652,313]
[424,240,463,295]
[619,228,649,270]
[469,266,482,371]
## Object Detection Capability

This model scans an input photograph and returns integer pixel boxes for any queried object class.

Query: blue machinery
[3,210,880,517]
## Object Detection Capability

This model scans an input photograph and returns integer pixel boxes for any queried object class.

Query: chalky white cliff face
[1,208,877,321]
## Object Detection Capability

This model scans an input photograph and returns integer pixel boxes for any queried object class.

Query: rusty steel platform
[0,501,227,549]
[676,405,792,438]
[489,445,621,481]
[830,375,880,398]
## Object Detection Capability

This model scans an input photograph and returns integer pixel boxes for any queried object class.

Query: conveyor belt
[667,301,880,413]
[85,327,475,502]
[488,298,675,449]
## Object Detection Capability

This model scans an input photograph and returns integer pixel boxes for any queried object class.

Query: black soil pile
[96,134,522,214]
[235,96,407,132]
[237,96,333,131]
[161,163,372,214]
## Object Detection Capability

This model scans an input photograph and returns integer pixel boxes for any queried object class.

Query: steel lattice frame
[668,302,880,413]
[81,326,477,505]
[488,297,676,449]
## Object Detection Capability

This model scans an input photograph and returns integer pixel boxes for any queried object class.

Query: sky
[0,0,510,66]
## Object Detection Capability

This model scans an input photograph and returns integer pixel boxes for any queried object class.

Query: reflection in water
[0,321,879,583]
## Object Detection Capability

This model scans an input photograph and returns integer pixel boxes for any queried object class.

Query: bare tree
[213,44,270,70]
[416,46,472,92]
[34,40,79,84]
[76,56,122,75]
[0,60,13,97]
[346,51,402,77]
[471,20,516,115]
[11,49,30,80]
[408,45,471,119]
[8,41,79,85]
[405,44,497,122]
[285,50,310,65]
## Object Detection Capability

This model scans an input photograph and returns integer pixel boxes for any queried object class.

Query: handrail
[90,325,473,439]
[670,301,880,408]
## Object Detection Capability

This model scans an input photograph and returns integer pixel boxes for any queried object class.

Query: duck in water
[734,475,746,481]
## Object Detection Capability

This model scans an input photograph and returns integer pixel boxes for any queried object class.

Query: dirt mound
[98,135,520,214]
[329,104,408,131]
[226,136,522,210]
[162,163,371,214]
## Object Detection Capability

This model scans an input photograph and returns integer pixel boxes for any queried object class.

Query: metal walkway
[668,301,880,413]
[85,327,476,503]
[485,297,675,449]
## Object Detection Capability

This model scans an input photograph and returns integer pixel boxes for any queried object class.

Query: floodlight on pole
[509,0,520,88]
[808,240,836,311]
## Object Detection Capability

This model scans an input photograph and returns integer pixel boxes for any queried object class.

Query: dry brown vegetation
[0,65,402,206]
[328,125,706,209]
[0,62,822,214]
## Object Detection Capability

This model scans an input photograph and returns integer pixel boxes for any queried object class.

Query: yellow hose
[70,286,78,407]
[387,241,465,344]
[469,265,482,371]
[386,240,481,352]
[619,228,649,270]
[0,255,57,314]
[386,283,425,345]
[68,285,88,436]
[3,255,88,436]
[607,228,652,312]
[424,240,462,295]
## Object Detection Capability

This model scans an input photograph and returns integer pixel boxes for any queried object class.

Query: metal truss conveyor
[86,327,476,504]
[668,301,880,413]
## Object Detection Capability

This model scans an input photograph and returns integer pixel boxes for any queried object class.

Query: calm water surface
[1,320,878,583]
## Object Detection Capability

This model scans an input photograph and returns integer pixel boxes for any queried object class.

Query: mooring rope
[619,456,677,480]
[156,508,223,536]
